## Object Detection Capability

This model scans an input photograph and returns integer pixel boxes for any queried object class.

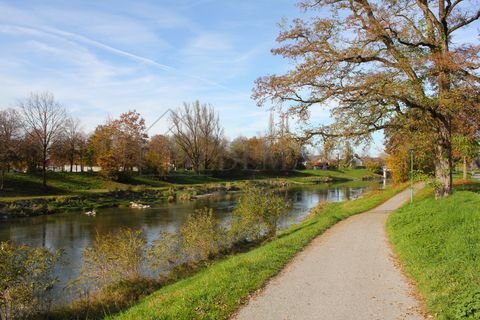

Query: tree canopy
[254,0,480,197]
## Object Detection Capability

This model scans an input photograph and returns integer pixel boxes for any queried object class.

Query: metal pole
[410,149,414,203]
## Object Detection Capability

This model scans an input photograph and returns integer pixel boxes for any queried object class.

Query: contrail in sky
[0,23,230,90]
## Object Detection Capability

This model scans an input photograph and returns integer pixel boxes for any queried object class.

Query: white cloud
[186,32,232,53]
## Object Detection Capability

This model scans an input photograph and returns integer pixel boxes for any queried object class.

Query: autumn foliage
[89,110,147,179]
[254,0,480,197]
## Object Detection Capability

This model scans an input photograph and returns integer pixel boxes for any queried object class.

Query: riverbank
[387,182,480,319]
[0,169,378,217]
[0,183,242,218]
[106,183,406,320]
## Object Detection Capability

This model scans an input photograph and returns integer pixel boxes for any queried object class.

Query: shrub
[74,228,147,296]
[230,187,289,242]
[0,241,61,320]
[365,160,383,175]
[148,231,183,272]
[180,208,225,262]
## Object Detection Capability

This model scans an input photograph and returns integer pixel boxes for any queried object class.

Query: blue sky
[0,0,326,139]
[0,1,477,156]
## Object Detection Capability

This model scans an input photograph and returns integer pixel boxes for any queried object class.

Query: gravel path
[233,185,426,320]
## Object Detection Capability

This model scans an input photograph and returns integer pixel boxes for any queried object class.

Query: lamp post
[409,148,415,203]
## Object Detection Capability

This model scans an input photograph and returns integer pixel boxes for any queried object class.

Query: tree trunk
[432,11,453,199]
[243,151,248,170]
[463,156,468,181]
[138,147,143,175]
[42,147,47,188]
[0,168,4,190]
[42,163,47,188]
[433,131,452,199]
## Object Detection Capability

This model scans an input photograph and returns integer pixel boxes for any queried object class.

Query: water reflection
[0,181,381,305]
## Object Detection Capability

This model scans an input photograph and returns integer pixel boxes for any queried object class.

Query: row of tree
[90,101,305,178]
[0,93,306,188]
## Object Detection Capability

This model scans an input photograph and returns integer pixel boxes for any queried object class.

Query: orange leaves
[89,110,147,178]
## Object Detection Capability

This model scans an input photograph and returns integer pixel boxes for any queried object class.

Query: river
[0,180,383,305]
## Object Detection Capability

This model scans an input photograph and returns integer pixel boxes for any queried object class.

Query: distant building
[348,155,364,168]
[304,155,330,170]
[313,161,329,170]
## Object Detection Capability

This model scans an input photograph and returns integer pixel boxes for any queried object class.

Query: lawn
[0,172,124,198]
[288,168,376,182]
[388,184,480,319]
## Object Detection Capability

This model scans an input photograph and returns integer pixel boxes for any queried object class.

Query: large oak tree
[254,0,480,197]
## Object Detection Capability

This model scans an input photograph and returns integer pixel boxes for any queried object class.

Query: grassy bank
[108,183,405,320]
[0,169,375,198]
[387,184,480,319]
[0,169,377,217]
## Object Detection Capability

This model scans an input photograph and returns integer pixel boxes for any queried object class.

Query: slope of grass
[1,168,376,200]
[288,168,375,183]
[388,187,480,319]
[163,168,376,185]
[109,183,405,320]
[0,172,124,197]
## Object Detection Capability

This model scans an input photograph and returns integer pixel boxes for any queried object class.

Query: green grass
[0,172,124,197]
[164,168,375,185]
[287,168,375,183]
[388,185,480,319]
[108,183,405,320]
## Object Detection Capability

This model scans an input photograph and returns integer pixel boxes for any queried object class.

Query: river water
[0,181,383,305]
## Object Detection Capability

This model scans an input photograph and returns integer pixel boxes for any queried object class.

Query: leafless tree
[77,132,88,172]
[0,108,22,189]
[171,101,224,173]
[64,117,83,172]
[19,92,67,188]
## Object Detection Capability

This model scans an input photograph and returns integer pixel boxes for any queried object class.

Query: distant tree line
[0,93,306,188]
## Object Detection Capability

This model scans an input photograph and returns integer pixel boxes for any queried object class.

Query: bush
[364,159,383,175]
[230,187,289,242]
[180,208,225,262]
[149,208,225,273]
[0,242,61,320]
[148,231,183,272]
[74,228,147,297]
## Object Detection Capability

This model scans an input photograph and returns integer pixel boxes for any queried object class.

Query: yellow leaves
[145,135,171,176]
[78,229,147,291]
[180,208,223,261]
[89,111,147,178]
[0,242,61,319]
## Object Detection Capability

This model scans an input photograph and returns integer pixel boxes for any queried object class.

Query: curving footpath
[233,185,426,320]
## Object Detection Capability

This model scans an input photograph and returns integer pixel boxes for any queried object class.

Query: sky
[0,1,477,156]
[0,0,326,139]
